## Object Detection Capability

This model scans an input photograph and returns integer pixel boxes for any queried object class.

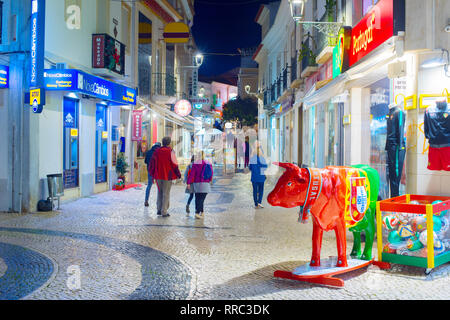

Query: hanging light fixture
[289,0,307,21]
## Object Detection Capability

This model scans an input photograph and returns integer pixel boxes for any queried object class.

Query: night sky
[192,0,267,77]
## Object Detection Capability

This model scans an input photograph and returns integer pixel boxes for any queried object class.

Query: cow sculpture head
[267,163,310,208]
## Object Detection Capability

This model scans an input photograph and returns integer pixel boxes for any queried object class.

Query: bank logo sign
[30,0,45,88]
[44,69,137,105]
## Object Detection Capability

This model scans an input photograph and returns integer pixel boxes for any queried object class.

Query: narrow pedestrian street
[0,167,449,300]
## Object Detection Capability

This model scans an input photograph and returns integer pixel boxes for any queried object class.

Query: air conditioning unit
[388,61,406,79]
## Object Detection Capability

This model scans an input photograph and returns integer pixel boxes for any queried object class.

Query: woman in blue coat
[248,143,268,209]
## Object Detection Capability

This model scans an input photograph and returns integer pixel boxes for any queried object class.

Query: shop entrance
[63,97,79,189]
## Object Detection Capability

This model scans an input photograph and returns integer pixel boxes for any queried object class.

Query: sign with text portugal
[349,0,405,67]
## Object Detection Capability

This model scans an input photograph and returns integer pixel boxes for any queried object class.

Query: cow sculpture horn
[273,162,300,172]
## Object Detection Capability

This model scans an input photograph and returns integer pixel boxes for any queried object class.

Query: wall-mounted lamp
[421,49,449,76]
[245,85,251,94]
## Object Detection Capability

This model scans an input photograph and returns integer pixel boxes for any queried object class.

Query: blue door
[63,97,79,189]
[95,104,108,183]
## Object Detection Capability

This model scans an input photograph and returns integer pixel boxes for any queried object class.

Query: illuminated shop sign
[0,65,9,88]
[92,33,126,75]
[43,69,137,105]
[174,99,192,117]
[349,0,405,67]
[30,0,45,88]
[332,27,351,78]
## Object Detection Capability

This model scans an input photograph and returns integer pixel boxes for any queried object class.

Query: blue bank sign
[30,0,45,88]
[0,65,9,88]
[44,69,137,105]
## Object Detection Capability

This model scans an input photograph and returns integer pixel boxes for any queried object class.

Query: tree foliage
[115,152,129,177]
[222,97,258,127]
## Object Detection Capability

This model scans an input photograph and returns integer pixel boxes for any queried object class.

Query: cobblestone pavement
[0,166,449,300]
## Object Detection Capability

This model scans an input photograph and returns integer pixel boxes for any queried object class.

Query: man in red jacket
[148,136,181,217]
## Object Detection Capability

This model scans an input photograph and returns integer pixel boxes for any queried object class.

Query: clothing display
[424,100,450,171]
[427,146,450,171]
[385,105,406,198]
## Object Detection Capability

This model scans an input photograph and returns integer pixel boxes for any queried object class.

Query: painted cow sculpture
[267,163,380,268]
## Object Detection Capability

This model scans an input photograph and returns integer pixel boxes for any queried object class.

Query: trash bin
[47,174,64,209]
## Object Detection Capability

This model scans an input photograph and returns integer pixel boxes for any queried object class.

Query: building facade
[0,0,198,213]
[255,0,450,198]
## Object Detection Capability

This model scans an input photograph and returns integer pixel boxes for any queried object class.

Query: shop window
[138,12,152,99]
[95,104,108,184]
[353,0,380,24]
[310,106,316,167]
[326,103,336,166]
[63,97,79,189]
[369,78,405,200]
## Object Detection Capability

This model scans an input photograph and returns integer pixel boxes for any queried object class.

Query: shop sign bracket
[296,21,343,43]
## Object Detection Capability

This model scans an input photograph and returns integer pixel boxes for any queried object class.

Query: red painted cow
[267,163,374,268]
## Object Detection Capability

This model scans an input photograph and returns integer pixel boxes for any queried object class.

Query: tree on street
[222,96,258,127]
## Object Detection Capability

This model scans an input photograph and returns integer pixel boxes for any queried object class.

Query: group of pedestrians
[144,135,268,217]
[144,136,214,219]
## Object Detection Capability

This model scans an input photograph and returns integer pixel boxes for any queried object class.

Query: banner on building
[132,110,143,141]
[30,0,46,88]
[92,33,126,75]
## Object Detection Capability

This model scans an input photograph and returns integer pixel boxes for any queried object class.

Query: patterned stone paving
[0,166,449,300]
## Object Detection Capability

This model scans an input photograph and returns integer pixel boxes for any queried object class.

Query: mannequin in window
[424,98,450,171]
[385,102,406,198]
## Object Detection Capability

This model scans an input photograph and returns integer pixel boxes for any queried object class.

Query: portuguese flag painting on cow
[268,163,380,267]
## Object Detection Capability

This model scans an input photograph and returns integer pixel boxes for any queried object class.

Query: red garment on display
[427,146,450,171]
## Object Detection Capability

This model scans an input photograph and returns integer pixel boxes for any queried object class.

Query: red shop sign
[132,110,143,141]
[349,0,402,67]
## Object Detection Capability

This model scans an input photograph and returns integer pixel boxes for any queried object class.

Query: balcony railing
[282,66,288,92]
[301,40,318,72]
[270,83,276,104]
[291,56,298,83]
[276,77,282,98]
[152,73,177,97]
[314,11,338,56]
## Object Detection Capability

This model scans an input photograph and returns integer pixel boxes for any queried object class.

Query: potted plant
[115,152,129,184]
[298,38,317,67]
[325,0,337,22]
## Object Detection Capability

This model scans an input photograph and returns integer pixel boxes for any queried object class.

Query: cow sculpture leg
[350,208,376,260]
[334,219,348,267]
[310,218,323,267]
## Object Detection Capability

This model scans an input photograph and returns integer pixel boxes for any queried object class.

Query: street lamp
[289,0,307,21]
[195,53,204,67]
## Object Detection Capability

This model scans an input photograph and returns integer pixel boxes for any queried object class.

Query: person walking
[148,136,181,217]
[144,142,161,207]
[184,155,195,216]
[249,143,268,209]
[244,136,250,168]
[187,152,214,219]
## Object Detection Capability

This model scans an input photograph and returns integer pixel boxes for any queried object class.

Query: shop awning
[138,98,194,130]
[302,73,348,108]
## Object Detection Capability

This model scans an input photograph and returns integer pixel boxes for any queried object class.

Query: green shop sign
[332,27,352,79]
